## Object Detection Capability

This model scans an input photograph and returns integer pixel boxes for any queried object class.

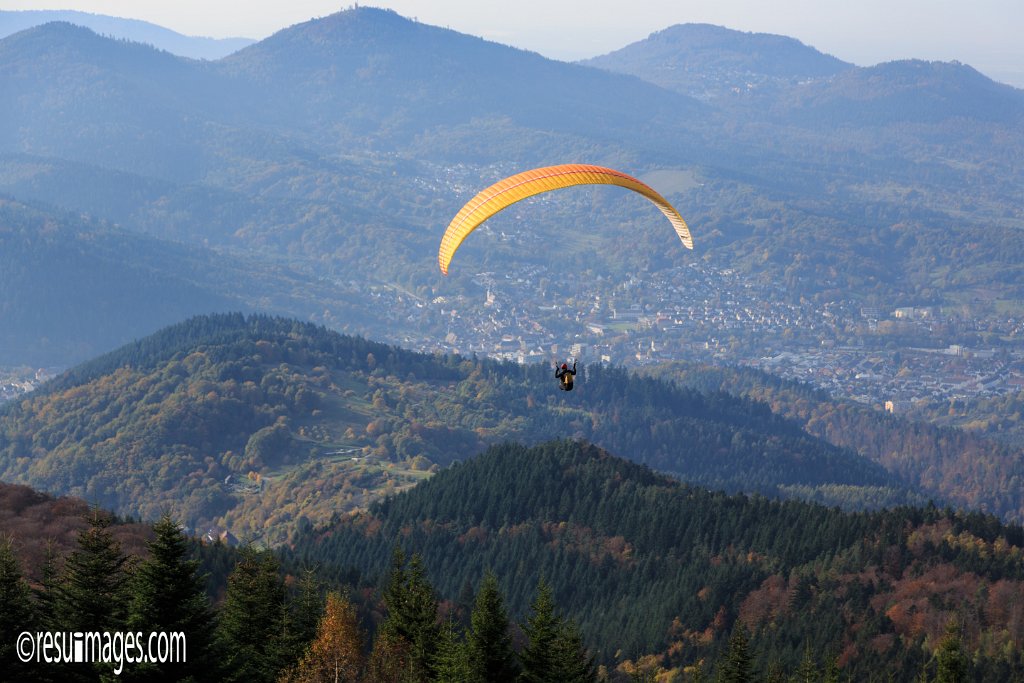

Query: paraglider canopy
[438,163,694,275]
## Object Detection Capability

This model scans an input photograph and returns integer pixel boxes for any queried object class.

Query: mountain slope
[0,198,386,365]
[1,7,1022,320]
[651,361,1024,525]
[0,198,241,364]
[0,22,234,181]
[771,59,1024,126]
[0,10,254,59]
[0,314,916,543]
[288,439,1024,678]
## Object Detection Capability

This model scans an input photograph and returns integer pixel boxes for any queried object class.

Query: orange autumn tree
[281,591,365,683]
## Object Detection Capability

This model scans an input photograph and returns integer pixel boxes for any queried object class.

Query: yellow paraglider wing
[438,164,693,275]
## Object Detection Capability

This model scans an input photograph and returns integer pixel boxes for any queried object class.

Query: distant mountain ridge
[0,9,254,59]
[583,22,1024,124]
[215,7,706,150]
[774,59,1024,126]
[581,23,853,100]
[0,10,706,186]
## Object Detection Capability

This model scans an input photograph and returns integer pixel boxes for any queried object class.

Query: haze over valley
[1,6,1023,681]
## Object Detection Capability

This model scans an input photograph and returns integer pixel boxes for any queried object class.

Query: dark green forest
[285,440,1024,680]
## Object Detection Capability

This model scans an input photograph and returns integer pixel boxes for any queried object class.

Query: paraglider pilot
[556,360,577,391]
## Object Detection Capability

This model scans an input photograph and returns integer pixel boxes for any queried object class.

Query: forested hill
[289,439,1024,680]
[651,361,1024,525]
[580,23,852,100]
[0,313,914,543]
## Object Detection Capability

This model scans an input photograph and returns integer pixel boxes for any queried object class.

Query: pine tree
[467,570,518,683]
[455,578,476,626]
[283,591,364,683]
[126,513,217,681]
[382,546,408,619]
[434,615,473,683]
[32,539,59,631]
[217,547,290,683]
[935,619,969,683]
[823,651,841,683]
[56,509,129,632]
[0,535,38,682]
[552,619,597,683]
[718,624,755,683]
[291,569,326,658]
[794,644,818,683]
[379,551,439,680]
[519,580,562,683]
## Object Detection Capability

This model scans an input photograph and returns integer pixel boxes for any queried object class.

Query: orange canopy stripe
[438,163,693,275]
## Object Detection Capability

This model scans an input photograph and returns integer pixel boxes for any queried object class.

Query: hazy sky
[7,0,1024,86]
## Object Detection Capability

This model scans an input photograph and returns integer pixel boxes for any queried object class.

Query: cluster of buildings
[752,345,1021,409]
[0,367,56,405]
[357,258,1024,411]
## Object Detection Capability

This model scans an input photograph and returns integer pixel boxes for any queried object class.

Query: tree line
[0,507,601,682]
[2,500,1001,682]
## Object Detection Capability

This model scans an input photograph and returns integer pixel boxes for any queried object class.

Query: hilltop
[288,439,1024,679]
[581,23,852,100]
[216,7,703,152]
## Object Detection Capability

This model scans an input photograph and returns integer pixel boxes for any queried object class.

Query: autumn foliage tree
[281,591,365,683]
